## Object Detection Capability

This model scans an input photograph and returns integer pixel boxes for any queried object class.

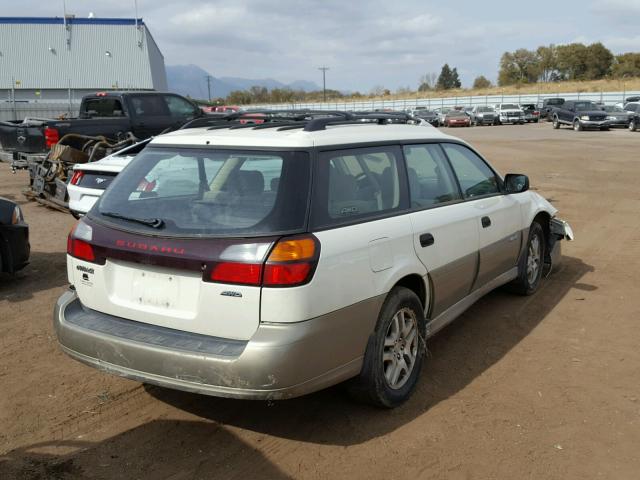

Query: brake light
[264,263,311,285]
[70,170,84,185]
[44,127,59,149]
[210,262,262,285]
[96,92,107,97]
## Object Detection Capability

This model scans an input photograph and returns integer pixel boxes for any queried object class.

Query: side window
[316,146,403,225]
[442,143,500,199]
[165,95,198,117]
[403,144,461,208]
[130,96,170,117]
[81,98,125,117]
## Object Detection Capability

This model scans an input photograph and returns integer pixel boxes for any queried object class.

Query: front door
[403,144,479,319]
[441,143,522,289]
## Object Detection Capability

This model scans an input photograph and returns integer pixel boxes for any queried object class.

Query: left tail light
[67,221,103,264]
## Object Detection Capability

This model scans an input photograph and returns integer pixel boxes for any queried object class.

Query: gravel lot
[1,123,639,479]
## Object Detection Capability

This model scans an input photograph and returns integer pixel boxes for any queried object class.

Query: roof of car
[149,123,457,149]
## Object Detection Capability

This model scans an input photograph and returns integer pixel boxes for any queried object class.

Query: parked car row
[405,99,640,132]
[549,100,640,132]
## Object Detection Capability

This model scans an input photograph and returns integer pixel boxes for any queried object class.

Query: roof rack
[172,109,419,134]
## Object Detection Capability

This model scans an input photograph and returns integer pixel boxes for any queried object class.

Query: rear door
[441,143,522,289]
[403,144,479,318]
[126,95,173,137]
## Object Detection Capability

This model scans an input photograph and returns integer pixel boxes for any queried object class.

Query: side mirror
[504,174,529,194]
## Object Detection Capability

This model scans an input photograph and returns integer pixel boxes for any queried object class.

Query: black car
[412,109,439,126]
[601,105,630,128]
[0,198,30,273]
[538,98,565,120]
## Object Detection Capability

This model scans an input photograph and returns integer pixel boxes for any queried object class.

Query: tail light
[70,170,84,185]
[67,221,102,264]
[44,127,59,149]
[208,235,320,287]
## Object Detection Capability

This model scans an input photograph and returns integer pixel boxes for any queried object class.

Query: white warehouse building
[0,16,167,104]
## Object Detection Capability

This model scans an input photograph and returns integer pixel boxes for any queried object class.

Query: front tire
[348,287,426,408]
[630,119,637,132]
[552,116,560,129]
[509,222,546,295]
[573,120,583,131]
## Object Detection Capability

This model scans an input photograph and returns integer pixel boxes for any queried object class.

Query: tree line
[498,43,640,86]
[203,42,640,105]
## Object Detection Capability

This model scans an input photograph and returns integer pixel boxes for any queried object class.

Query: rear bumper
[67,185,104,215]
[54,290,381,400]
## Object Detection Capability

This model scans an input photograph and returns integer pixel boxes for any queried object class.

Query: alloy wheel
[527,235,541,285]
[383,308,419,390]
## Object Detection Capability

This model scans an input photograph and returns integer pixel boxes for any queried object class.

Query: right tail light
[208,235,320,287]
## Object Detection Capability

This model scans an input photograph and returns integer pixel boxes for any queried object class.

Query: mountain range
[165,64,321,100]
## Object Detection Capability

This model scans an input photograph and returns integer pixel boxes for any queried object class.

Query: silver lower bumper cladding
[53,290,381,400]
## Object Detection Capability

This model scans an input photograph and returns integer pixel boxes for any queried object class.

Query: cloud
[2,0,639,90]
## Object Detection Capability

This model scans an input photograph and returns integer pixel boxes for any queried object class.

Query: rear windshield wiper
[100,211,164,229]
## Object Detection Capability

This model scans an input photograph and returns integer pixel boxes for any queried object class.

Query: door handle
[419,233,434,247]
[481,216,491,228]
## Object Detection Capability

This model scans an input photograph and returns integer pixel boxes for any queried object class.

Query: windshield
[574,102,598,111]
[603,105,624,112]
[477,107,494,112]
[93,147,311,237]
[500,104,520,110]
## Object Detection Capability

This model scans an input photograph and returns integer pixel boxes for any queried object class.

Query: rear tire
[509,222,546,296]
[630,120,637,132]
[347,287,426,408]
[552,116,560,129]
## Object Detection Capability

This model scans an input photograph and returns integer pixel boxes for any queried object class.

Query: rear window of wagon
[93,147,311,237]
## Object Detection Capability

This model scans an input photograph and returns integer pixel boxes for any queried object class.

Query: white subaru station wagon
[55,116,573,407]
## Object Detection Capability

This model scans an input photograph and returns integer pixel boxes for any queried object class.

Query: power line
[318,66,329,103]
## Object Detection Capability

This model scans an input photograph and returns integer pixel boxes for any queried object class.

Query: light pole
[318,66,329,102]
[205,75,212,103]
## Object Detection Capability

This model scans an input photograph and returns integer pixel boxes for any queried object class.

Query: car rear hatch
[67,146,311,341]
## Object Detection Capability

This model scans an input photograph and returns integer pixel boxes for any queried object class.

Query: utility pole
[318,66,329,102]
[205,75,212,103]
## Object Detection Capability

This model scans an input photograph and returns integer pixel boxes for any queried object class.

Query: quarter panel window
[403,144,461,208]
[443,143,500,198]
[313,145,405,228]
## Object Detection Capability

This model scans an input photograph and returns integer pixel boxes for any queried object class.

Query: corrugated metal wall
[0,18,165,91]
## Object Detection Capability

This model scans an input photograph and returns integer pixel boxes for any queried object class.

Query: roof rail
[175,110,419,133]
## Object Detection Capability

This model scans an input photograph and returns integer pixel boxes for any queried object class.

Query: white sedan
[67,140,149,218]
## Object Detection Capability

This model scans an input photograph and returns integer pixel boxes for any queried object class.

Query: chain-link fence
[0,101,81,122]
[248,90,640,112]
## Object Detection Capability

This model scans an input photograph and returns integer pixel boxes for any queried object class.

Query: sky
[3,0,640,92]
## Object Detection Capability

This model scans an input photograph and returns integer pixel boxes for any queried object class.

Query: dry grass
[354,77,640,103]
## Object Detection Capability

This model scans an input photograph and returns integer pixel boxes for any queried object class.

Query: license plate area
[106,260,201,318]
[132,270,180,309]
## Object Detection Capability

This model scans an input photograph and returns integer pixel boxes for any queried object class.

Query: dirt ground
[1,123,639,480]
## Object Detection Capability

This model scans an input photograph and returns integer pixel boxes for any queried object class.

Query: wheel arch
[391,273,428,314]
